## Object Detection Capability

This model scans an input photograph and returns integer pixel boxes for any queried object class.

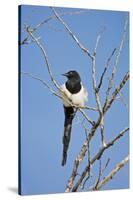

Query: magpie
[60,70,88,166]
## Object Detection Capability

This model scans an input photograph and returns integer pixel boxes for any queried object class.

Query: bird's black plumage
[61,71,82,166]
[65,71,81,94]
[62,106,76,166]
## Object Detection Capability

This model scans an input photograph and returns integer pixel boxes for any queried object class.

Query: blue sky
[19,5,129,195]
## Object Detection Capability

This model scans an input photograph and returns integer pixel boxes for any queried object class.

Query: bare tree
[20,7,129,192]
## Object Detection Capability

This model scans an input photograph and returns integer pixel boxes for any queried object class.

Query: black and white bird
[60,70,88,166]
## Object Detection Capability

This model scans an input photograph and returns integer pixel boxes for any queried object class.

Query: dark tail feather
[61,106,76,166]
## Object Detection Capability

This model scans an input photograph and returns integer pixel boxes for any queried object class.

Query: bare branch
[21,72,61,99]
[93,160,102,190]
[111,17,128,76]
[94,155,129,190]
[83,126,91,176]
[51,7,93,60]
[92,34,106,147]
[20,9,89,45]
[102,158,110,174]
[75,123,92,191]
[93,34,101,56]
[89,158,110,190]
[103,17,128,108]
[92,57,102,112]
[26,26,61,91]
[86,132,91,171]
[103,71,129,113]
[78,108,95,126]
[82,106,98,111]
[71,127,129,192]
[113,83,129,110]
[100,116,106,147]
[97,48,117,93]
[81,172,92,190]
[92,34,103,115]
[33,9,89,32]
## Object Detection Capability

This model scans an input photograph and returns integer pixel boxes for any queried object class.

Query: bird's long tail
[62,106,76,166]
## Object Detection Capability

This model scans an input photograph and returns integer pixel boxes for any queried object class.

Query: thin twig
[97,48,117,93]
[103,17,128,109]
[102,158,110,174]
[21,72,61,99]
[26,26,61,91]
[103,71,129,113]
[94,155,129,190]
[81,172,92,190]
[86,131,91,171]
[81,106,98,111]
[34,9,89,31]
[90,158,110,190]
[92,34,105,147]
[93,160,102,190]
[20,9,89,45]
[93,34,101,56]
[51,7,93,60]
[92,34,102,115]
[83,126,91,175]
[75,123,92,191]
[113,83,129,110]
[79,108,95,126]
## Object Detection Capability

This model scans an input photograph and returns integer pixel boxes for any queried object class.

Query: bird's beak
[62,72,69,77]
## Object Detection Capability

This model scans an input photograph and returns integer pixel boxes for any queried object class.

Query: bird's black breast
[66,80,81,94]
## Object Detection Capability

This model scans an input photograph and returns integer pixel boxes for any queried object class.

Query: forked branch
[93,155,129,190]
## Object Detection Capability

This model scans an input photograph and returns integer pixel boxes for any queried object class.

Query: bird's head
[62,70,81,81]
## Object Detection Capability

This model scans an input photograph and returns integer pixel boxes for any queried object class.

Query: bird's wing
[60,84,72,107]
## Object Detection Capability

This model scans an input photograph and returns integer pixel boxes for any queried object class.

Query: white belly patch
[60,83,88,107]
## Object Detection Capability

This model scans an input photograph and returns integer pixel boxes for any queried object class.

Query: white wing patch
[60,83,88,107]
